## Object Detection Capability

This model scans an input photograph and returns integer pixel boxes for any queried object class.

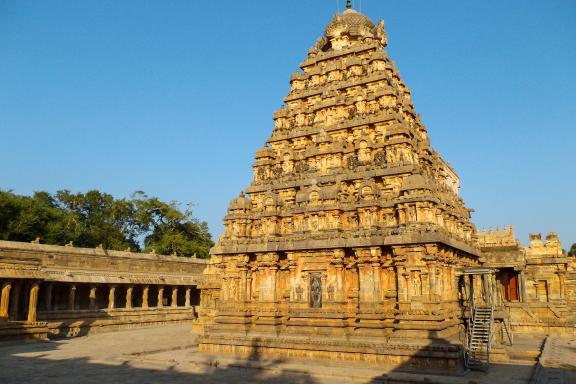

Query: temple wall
[197,242,477,371]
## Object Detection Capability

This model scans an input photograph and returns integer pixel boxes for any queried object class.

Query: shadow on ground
[1,328,575,384]
[0,336,319,384]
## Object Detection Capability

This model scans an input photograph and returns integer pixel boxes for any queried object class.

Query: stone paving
[0,325,574,384]
[532,336,576,384]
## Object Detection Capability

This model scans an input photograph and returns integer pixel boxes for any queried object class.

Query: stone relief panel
[310,273,322,308]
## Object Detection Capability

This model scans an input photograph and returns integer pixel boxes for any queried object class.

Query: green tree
[133,192,213,258]
[0,189,213,258]
[569,243,576,257]
[0,190,67,243]
[54,190,142,251]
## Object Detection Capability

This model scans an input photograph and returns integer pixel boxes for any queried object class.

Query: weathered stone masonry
[197,5,483,372]
[0,240,207,340]
[195,5,576,371]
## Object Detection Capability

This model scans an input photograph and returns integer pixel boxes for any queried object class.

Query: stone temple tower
[198,4,480,370]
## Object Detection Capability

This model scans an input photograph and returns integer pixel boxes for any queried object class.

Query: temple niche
[194,3,552,372]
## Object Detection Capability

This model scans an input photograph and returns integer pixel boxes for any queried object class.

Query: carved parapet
[477,225,519,248]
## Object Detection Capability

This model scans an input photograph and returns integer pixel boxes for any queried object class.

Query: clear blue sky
[1,1,575,248]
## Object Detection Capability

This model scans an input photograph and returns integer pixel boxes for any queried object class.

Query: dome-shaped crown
[229,192,252,211]
[325,9,375,37]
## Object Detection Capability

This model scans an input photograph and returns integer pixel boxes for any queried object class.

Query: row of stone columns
[62,284,193,310]
[1,280,197,323]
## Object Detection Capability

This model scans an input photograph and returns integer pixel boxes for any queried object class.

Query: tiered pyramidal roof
[212,7,477,256]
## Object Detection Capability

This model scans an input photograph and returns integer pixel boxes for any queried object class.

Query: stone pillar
[142,286,149,309]
[27,282,40,323]
[10,282,21,320]
[472,275,480,305]
[171,287,178,307]
[481,274,489,306]
[0,281,12,321]
[108,285,116,310]
[44,283,53,311]
[470,275,476,308]
[158,286,164,308]
[68,284,76,311]
[493,274,501,306]
[185,287,191,307]
[126,286,133,309]
[519,270,527,302]
[89,285,97,310]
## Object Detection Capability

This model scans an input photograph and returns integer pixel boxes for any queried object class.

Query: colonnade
[0,280,39,323]
[0,279,200,324]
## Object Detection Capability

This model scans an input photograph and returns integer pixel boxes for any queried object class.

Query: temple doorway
[496,268,519,302]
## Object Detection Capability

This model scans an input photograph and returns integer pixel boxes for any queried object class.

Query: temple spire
[346,0,352,10]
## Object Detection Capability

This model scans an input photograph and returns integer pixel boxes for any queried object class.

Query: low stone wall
[507,303,575,336]
[0,322,49,342]
[199,334,466,374]
[38,306,197,338]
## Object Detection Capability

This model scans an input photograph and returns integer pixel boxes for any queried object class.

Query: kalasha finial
[346,0,352,9]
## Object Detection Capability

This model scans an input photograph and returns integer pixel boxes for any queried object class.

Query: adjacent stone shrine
[478,228,576,336]
[198,4,483,371]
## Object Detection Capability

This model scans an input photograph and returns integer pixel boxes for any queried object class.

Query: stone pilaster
[126,285,133,309]
[237,254,249,302]
[428,264,437,302]
[157,286,164,308]
[171,287,178,307]
[287,253,299,302]
[44,283,53,311]
[27,282,39,323]
[89,285,97,310]
[330,249,346,302]
[185,287,191,307]
[68,284,76,311]
[0,281,11,321]
[142,286,149,308]
[108,285,116,310]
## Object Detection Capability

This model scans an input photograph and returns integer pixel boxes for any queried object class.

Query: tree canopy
[569,243,576,257]
[0,189,213,258]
